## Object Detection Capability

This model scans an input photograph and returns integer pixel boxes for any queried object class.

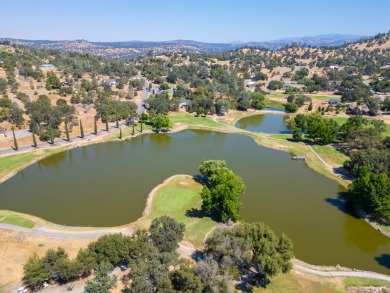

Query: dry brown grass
[0,230,95,289]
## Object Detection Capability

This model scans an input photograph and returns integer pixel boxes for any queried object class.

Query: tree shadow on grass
[333,166,353,180]
[235,271,270,292]
[374,254,390,269]
[185,208,207,219]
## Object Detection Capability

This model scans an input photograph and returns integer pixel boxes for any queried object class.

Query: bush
[284,103,299,113]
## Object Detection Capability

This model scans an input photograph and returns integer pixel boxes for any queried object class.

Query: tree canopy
[199,160,245,222]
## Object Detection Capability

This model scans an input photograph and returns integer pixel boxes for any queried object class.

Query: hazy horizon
[1,0,389,43]
[0,33,371,44]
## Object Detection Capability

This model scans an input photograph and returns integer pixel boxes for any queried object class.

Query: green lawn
[343,276,390,288]
[267,93,288,99]
[0,152,37,176]
[330,116,390,137]
[307,94,341,101]
[169,112,221,128]
[141,175,218,247]
[254,271,341,293]
[311,144,349,166]
[0,214,35,228]
[253,272,390,293]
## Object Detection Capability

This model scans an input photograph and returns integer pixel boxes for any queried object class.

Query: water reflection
[236,114,289,134]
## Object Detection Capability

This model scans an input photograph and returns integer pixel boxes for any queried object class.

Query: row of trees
[23,215,294,292]
[23,216,185,291]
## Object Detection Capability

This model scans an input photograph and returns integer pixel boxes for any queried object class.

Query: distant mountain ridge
[0,34,367,58]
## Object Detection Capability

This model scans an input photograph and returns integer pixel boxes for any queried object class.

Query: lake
[0,129,389,274]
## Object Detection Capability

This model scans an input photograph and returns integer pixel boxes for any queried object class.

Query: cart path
[1,223,390,282]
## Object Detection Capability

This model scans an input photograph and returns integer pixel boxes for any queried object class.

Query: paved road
[137,78,150,116]
[292,264,390,281]
[0,121,127,157]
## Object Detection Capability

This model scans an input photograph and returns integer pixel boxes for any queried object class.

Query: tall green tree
[32,130,37,147]
[115,111,119,128]
[84,262,117,293]
[80,119,84,138]
[119,127,122,139]
[12,128,18,150]
[105,115,109,131]
[149,216,185,253]
[94,117,98,135]
[65,117,70,141]
[199,160,245,222]
[49,124,54,144]
[349,168,390,223]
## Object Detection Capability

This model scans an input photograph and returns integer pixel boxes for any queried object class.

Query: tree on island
[199,160,245,222]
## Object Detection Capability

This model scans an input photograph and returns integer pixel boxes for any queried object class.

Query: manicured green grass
[265,98,285,109]
[267,93,288,99]
[0,214,35,228]
[169,112,221,128]
[343,277,390,288]
[254,271,341,293]
[307,94,341,101]
[143,176,218,247]
[332,117,348,126]
[311,145,349,166]
[0,152,37,173]
[328,116,390,137]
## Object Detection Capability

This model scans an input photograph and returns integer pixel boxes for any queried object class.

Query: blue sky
[1,0,389,42]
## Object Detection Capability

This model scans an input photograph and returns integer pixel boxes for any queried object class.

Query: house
[179,97,192,109]
[40,64,55,69]
[101,79,117,86]
[60,79,70,86]
[328,99,341,106]
[246,81,256,88]
[282,81,297,89]
[346,104,370,115]
[329,65,339,70]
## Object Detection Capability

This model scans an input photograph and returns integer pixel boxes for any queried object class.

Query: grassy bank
[254,271,390,293]
[0,212,34,228]
[170,112,221,128]
[136,175,218,247]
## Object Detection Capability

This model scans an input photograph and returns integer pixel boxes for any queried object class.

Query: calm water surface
[236,114,289,134]
[0,130,389,274]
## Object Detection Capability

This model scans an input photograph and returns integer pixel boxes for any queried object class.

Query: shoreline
[0,111,388,238]
[141,174,193,217]
[1,174,390,281]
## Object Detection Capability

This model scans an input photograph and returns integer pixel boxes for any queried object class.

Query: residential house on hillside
[101,79,117,86]
[346,104,370,115]
[246,81,256,88]
[328,99,341,106]
[60,79,72,87]
[179,97,192,109]
[40,64,55,69]
[282,81,297,89]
